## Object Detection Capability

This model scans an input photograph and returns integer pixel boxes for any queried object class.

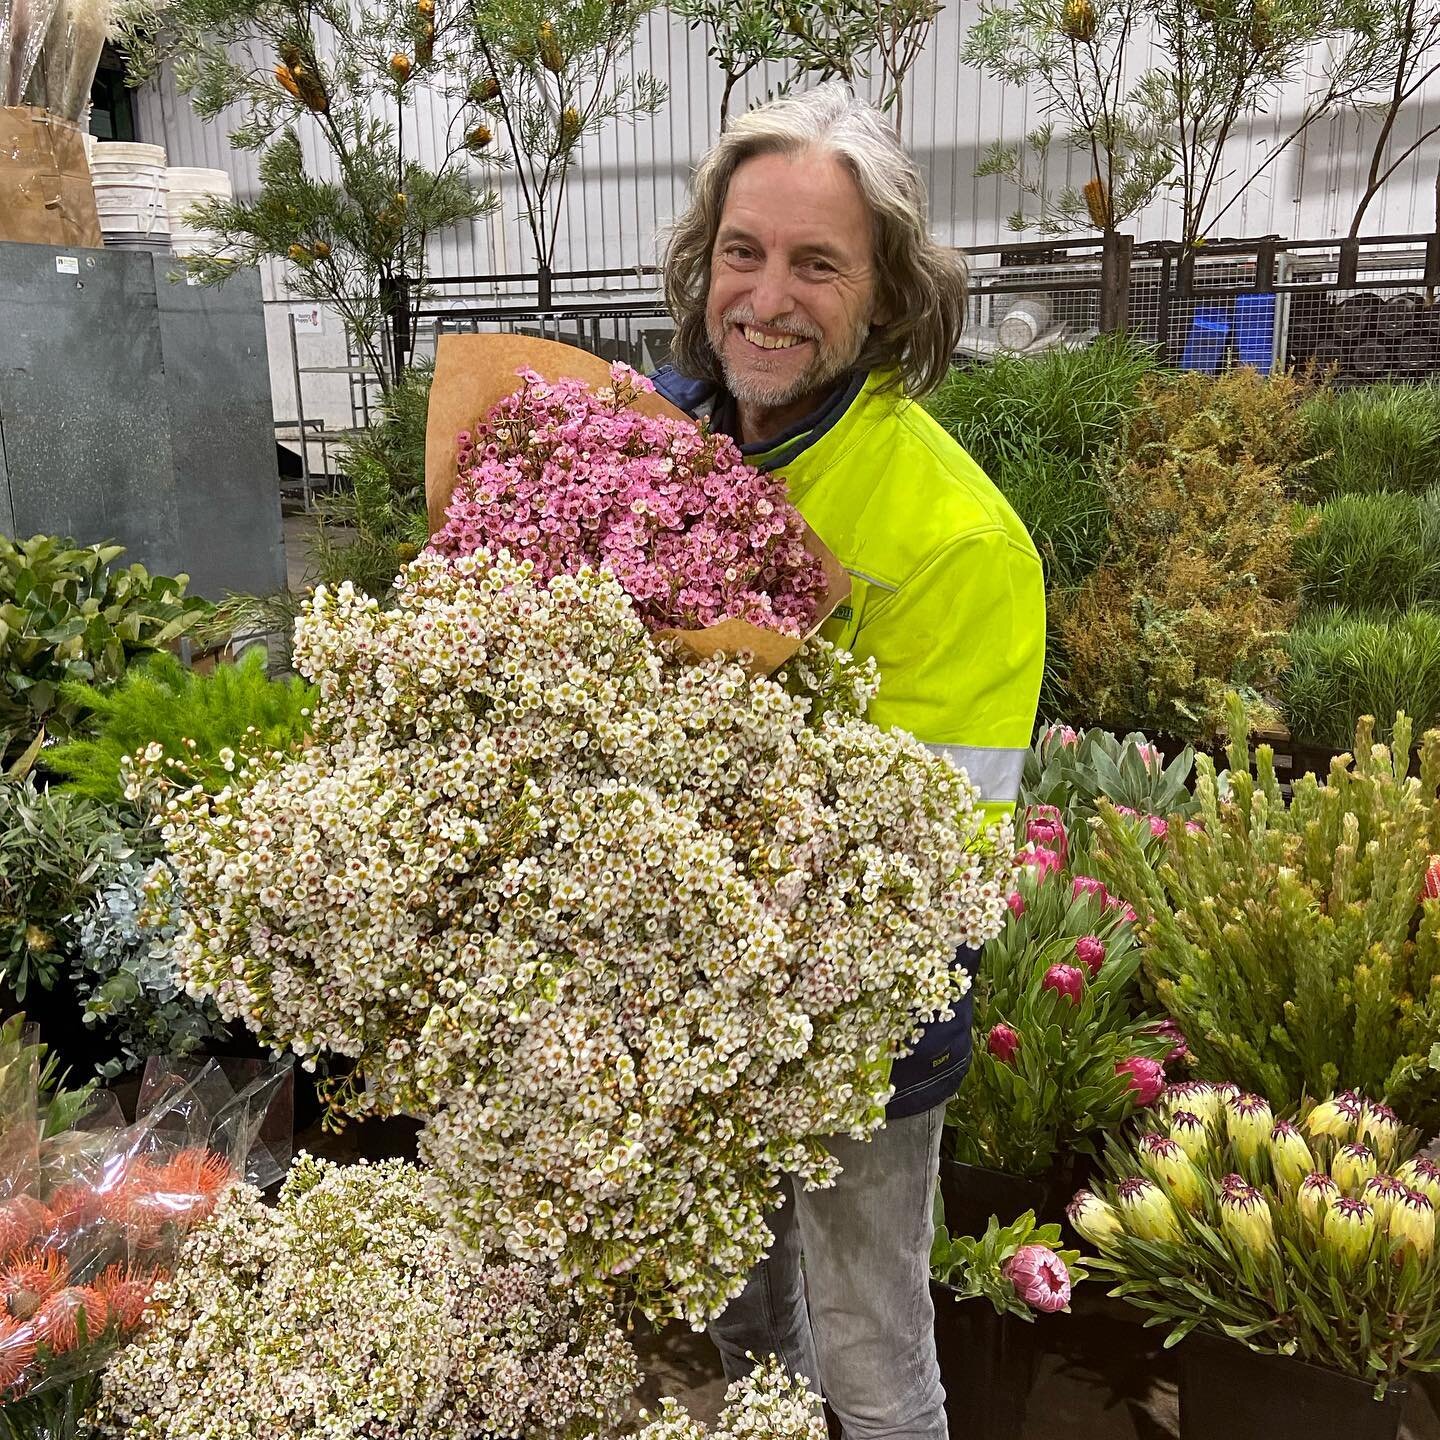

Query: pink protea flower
[1108,899,1140,925]
[1042,963,1085,1005]
[1002,1244,1072,1313]
[1006,890,1026,919]
[1135,742,1162,770]
[1074,935,1106,977]
[1019,846,1063,881]
[1043,724,1080,749]
[1024,805,1068,862]
[1117,1056,1166,1106]
[1146,815,1169,840]
[1185,820,1204,834]
[1072,875,1109,905]
[432,365,828,637]
[1145,1018,1190,1064]
[987,1023,1020,1065]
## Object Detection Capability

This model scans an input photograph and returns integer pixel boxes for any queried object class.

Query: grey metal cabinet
[0,242,286,599]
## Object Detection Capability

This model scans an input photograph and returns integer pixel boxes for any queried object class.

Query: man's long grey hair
[662,82,969,399]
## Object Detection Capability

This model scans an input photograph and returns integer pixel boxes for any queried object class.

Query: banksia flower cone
[1117,1177,1182,1243]
[1068,1190,1122,1250]
[1060,0,1097,40]
[560,107,582,143]
[1003,1245,1072,1313]
[466,124,494,151]
[539,21,564,71]
[275,63,303,100]
[1083,176,1111,229]
[1389,1190,1435,1260]
[389,52,413,83]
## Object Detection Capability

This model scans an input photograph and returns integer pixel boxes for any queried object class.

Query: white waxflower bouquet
[155,550,1013,1326]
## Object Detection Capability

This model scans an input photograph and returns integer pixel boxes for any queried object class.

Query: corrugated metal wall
[135,3,1440,289]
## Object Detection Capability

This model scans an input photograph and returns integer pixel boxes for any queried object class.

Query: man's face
[705,148,881,413]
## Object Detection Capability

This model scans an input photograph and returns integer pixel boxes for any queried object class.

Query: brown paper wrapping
[0,106,102,247]
[423,332,850,676]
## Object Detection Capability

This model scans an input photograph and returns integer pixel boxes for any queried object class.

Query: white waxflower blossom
[159,551,1013,1326]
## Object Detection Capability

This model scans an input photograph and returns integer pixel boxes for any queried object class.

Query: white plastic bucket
[165,166,232,257]
[997,297,1053,352]
[91,142,170,239]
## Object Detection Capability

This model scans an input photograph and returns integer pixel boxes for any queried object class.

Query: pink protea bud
[1106,898,1140,924]
[987,1023,1020,1065]
[1006,890,1026,919]
[1002,1244,1072,1313]
[1117,1056,1165,1107]
[1019,846,1063,881]
[1072,875,1109,905]
[1043,723,1080,749]
[1024,805,1068,862]
[1145,1018,1189,1064]
[1042,963,1085,1005]
[1074,935,1106,977]
[1134,741,1161,770]
[1422,855,1440,902]
[1147,815,1169,840]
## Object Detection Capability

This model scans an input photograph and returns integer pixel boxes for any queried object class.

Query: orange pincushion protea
[0,1196,53,1260]
[34,1286,107,1354]
[94,1265,158,1332]
[0,1317,36,1391]
[155,1148,232,1211]
[46,1181,104,1239]
[1,1249,69,1319]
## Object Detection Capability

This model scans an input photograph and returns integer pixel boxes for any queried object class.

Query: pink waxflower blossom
[1024,805,1068,862]
[1072,875,1109,905]
[1074,936,1106,977]
[1117,1056,1166,1106]
[1042,963,1085,1005]
[431,365,828,637]
[1003,1245,1072,1313]
[987,1024,1020,1065]
[1007,890,1026,919]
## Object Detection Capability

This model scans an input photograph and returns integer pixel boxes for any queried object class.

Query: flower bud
[1074,935,1105,977]
[1067,1190,1122,1251]
[1024,805,1068,862]
[1164,1082,1220,1126]
[1321,1196,1376,1265]
[1060,0,1097,41]
[466,124,494,151]
[1020,846,1063,881]
[1072,875,1108,905]
[1359,1103,1401,1163]
[1006,890,1026,919]
[1219,1181,1275,1257]
[1397,1156,1440,1208]
[1042,963,1084,1006]
[1116,1177,1182,1243]
[1117,1057,1165,1107]
[1138,1134,1205,1211]
[1169,1110,1209,1162]
[1003,1244,1072,1313]
[389,52,413,83]
[1423,854,1440,902]
[1332,1143,1378,1194]
[1267,1121,1314,1190]
[1389,1189,1435,1260]
[1297,1172,1339,1228]
[1304,1097,1360,1144]
[1363,1173,1409,1225]
[986,1023,1019,1065]
[1224,1093,1273,1162]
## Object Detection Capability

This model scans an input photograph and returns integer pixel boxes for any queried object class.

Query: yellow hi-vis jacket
[653,363,1046,1115]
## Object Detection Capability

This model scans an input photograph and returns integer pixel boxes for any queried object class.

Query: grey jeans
[708,1102,947,1440]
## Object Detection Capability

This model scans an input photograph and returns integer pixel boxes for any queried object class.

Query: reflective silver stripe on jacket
[925,743,1026,805]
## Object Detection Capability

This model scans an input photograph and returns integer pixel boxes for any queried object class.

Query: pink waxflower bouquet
[1069,1085,1440,1394]
[930,1208,1083,1320]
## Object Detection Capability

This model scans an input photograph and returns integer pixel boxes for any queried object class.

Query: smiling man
[654,84,1046,1440]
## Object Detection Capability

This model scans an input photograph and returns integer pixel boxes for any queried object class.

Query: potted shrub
[944,796,1175,1236]
[1070,1085,1440,1439]
[1095,697,1440,1129]
[929,1209,1082,1440]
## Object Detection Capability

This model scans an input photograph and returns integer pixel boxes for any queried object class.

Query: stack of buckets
[88,141,233,256]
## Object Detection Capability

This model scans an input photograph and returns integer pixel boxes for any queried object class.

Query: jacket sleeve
[858,526,1046,818]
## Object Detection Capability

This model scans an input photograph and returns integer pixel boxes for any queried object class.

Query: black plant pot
[1178,1330,1406,1440]
[931,1281,1040,1440]
[939,1157,1085,1238]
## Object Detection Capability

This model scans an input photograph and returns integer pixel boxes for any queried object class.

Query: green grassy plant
[1284,607,1440,746]
[1302,382,1440,500]
[1295,487,1440,614]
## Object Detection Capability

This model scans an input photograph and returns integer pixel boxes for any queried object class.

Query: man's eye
[801,259,836,276]
[725,245,758,263]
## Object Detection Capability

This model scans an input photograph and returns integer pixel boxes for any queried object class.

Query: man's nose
[748,257,794,323]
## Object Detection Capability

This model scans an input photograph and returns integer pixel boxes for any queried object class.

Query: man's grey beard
[706,304,871,409]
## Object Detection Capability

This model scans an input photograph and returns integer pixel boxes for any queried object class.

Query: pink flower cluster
[430,365,828,636]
